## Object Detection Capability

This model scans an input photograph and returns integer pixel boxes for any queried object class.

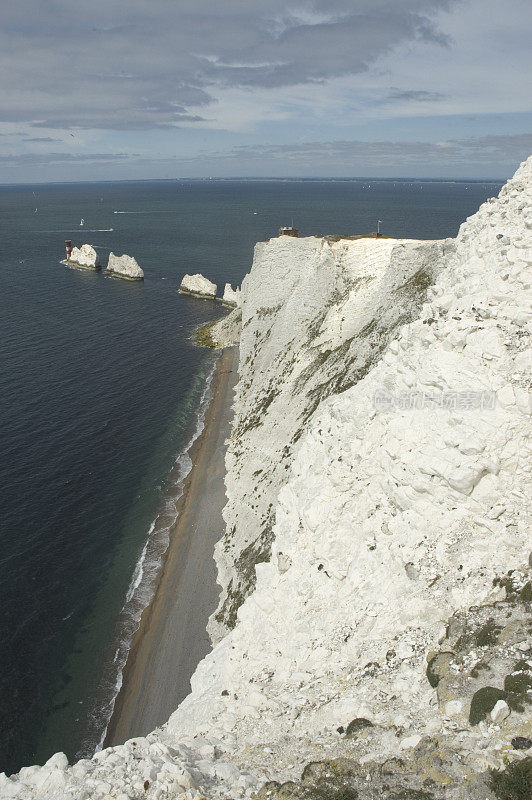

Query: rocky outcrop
[179,273,217,299]
[197,307,242,349]
[105,252,144,281]
[62,244,100,271]
[196,284,242,347]
[5,158,531,799]
[222,283,241,308]
[254,742,532,800]
[426,564,532,730]
[211,306,242,347]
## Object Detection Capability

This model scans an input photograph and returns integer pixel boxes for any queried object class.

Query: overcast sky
[1,0,531,182]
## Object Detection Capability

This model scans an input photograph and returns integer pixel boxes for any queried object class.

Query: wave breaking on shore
[77,360,217,760]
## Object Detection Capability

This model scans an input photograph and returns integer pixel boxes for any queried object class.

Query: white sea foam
[39,229,114,233]
[124,532,150,605]
[84,359,218,758]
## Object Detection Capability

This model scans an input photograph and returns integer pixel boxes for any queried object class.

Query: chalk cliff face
[4,158,531,799]
[106,252,144,281]
[209,233,454,639]
[65,244,100,270]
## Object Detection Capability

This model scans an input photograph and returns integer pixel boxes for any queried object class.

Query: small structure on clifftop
[105,252,144,281]
[179,273,217,299]
[62,243,101,271]
[279,226,299,237]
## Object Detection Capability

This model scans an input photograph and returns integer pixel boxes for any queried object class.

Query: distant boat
[80,219,85,226]
[34,208,38,213]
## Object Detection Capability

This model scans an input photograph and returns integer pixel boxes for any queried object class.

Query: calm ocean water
[0,177,502,775]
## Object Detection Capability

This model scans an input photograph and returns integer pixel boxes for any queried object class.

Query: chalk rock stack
[64,244,100,270]
[221,283,241,308]
[105,252,144,281]
[179,273,217,299]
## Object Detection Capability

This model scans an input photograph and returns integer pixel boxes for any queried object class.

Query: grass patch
[519,581,532,602]
[489,757,531,800]
[345,718,373,738]
[469,686,507,725]
[476,618,502,647]
[504,666,532,713]
[196,320,220,348]
[324,233,388,242]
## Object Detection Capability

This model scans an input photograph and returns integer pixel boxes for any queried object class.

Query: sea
[0,177,503,776]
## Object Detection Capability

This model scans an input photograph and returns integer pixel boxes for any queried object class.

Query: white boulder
[179,273,217,299]
[65,243,100,270]
[222,283,241,308]
[106,252,144,281]
[490,699,510,724]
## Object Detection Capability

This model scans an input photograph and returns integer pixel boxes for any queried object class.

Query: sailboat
[80,218,85,226]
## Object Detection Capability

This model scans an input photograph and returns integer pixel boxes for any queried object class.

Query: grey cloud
[197,11,453,88]
[29,113,206,131]
[387,88,448,101]
[181,133,532,168]
[0,0,456,130]
[0,152,134,167]
[24,136,63,142]
[3,133,528,181]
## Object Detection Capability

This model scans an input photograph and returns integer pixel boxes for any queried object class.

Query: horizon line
[0,175,506,188]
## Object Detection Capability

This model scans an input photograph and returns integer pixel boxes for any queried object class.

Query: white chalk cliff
[64,244,100,270]
[179,273,217,299]
[4,158,531,799]
[106,253,144,281]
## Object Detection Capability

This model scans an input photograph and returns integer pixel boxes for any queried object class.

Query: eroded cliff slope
[211,233,453,639]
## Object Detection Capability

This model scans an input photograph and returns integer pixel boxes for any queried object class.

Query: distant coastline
[0,176,506,188]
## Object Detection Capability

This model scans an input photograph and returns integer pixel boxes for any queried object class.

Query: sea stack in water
[63,244,101,271]
[179,273,217,299]
[105,252,144,281]
[221,282,241,308]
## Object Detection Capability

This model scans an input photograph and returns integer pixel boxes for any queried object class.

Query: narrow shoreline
[104,345,239,746]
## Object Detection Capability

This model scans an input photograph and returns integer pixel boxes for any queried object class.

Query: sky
[0,0,531,182]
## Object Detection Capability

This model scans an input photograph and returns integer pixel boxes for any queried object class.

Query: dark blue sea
[0,177,503,775]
